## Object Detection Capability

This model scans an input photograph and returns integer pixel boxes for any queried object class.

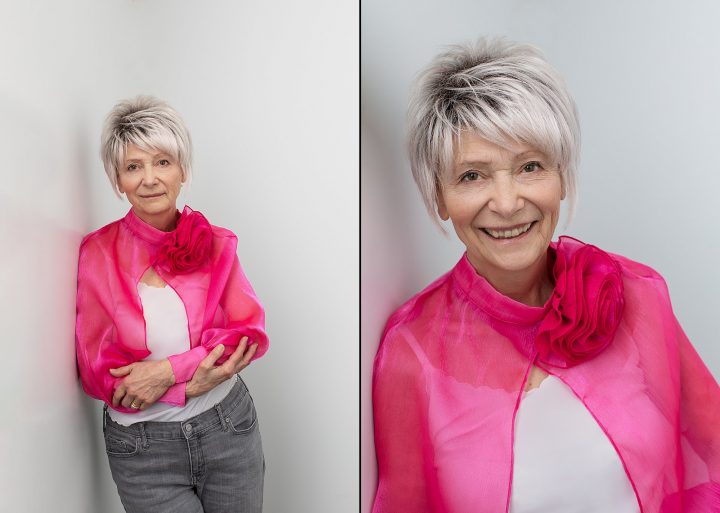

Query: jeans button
[184,424,193,433]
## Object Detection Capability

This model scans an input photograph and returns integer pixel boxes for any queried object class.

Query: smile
[140,193,165,199]
[481,222,535,240]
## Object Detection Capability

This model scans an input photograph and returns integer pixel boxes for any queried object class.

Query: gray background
[362,1,720,511]
[0,1,357,512]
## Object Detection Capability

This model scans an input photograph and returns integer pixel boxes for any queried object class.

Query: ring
[130,401,140,409]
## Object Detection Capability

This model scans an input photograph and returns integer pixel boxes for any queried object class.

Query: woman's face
[117,144,184,227]
[438,132,564,280]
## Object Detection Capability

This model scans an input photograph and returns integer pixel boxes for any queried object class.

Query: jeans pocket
[104,427,141,458]
[225,389,258,435]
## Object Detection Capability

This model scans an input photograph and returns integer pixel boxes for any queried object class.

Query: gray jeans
[103,377,264,513]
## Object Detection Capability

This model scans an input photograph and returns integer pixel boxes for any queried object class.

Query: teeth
[484,222,533,239]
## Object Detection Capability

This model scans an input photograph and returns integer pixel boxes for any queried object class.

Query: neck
[471,253,554,307]
[133,207,178,232]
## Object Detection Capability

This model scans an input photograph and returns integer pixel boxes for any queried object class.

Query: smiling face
[117,144,184,230]
[438,131,564,287]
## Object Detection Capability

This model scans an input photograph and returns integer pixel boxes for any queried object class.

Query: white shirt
[109,282,234,426]
[509,375,640,513]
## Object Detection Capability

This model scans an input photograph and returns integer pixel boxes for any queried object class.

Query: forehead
[454,131,545,165]
[123,144,171,161]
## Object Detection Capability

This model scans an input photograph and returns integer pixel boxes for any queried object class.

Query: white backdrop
[361,1,720,511]
[0,1,358,512]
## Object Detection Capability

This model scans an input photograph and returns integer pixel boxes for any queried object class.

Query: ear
[436,188,449,221]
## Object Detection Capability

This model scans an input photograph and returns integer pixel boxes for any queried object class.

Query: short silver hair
[101,95,193,196]
[407,38,580,223]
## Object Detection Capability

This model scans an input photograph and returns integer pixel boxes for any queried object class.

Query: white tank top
[109,282,235,426]
[509,375,640,513]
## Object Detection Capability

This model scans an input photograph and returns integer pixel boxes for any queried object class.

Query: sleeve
[372,327,441,513]
[675,318,720,510]
[75,239,142,413]
[165,242,269,396]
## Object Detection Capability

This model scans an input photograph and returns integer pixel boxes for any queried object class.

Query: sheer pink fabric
[372,237,720,513]
[75,207,268,413]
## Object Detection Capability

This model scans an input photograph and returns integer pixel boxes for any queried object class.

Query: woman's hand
[186,336,257,399]
[109,359,176,410]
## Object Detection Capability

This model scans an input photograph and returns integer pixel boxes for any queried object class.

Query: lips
[140,193,165,199]
[481,221,535,240]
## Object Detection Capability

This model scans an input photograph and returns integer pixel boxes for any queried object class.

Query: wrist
[185,380,197,399]
[162,359,176,387]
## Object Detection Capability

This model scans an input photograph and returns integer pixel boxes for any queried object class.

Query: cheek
[444,192,483,226]
[166,170,184,194]
[117,175,135,193]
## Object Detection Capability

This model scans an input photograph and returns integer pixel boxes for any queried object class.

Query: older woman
[372,39,720,513]
[75,96,268,513]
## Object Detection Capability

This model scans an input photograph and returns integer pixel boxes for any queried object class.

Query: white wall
[1,1,358,512]
[361,1,720,511]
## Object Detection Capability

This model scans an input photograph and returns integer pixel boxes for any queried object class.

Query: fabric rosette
[156,207,213,274]
[535,238,625,368]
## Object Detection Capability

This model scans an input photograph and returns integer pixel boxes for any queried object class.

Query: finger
[202,344,225,368]
[238,342,258,369]
[109,365,133,377]
[220,338,248,374]
[121,394,137,409]
[228,337,249,365]
[112,386,126,408]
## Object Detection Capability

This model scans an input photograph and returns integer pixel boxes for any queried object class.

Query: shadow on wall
[0,93,122,512]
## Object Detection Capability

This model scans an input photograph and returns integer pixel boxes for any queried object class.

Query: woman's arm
[75,239,150,413]
[108,337,257,409]
[372,327,438,513]
[674,319,720,509]
[160,242,269,405]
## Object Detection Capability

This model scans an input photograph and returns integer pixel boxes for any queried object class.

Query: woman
[75,96,268,513]
[372,39,720,512]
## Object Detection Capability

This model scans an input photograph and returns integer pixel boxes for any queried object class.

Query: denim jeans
[103,377,264,513]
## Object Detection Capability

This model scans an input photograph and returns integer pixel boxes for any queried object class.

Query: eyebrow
[456,160,493,168]
[124,153,172,162]
[456,151,546,168]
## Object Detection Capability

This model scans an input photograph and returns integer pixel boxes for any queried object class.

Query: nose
[141,163,158,186]
[488,175,523,217]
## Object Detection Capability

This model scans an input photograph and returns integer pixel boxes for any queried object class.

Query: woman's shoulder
[608,251,664,281]
[599,246,673,306]
[79,218,123,253]
[380,271,455,346]
[209,223,237,241]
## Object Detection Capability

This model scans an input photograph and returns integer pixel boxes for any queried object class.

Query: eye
[158,159,170,166]
[522,161,542,173]
[460,171,480,182]
[126,163,139,171]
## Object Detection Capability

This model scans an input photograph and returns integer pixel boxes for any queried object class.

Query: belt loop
[138,423,149,449]
[215,404,228,431]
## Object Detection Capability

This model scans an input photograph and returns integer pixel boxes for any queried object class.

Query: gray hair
[101,95,192,196]
[407,38,580,224]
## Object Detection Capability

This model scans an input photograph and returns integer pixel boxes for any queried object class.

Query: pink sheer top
[372,237,720,513]
[75,207,268,414]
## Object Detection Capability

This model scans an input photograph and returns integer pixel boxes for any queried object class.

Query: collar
[121,207,183,245]
[451,246,555,327]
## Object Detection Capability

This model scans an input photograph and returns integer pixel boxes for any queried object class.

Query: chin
[135,201,173,215]
[471,245,548,275]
